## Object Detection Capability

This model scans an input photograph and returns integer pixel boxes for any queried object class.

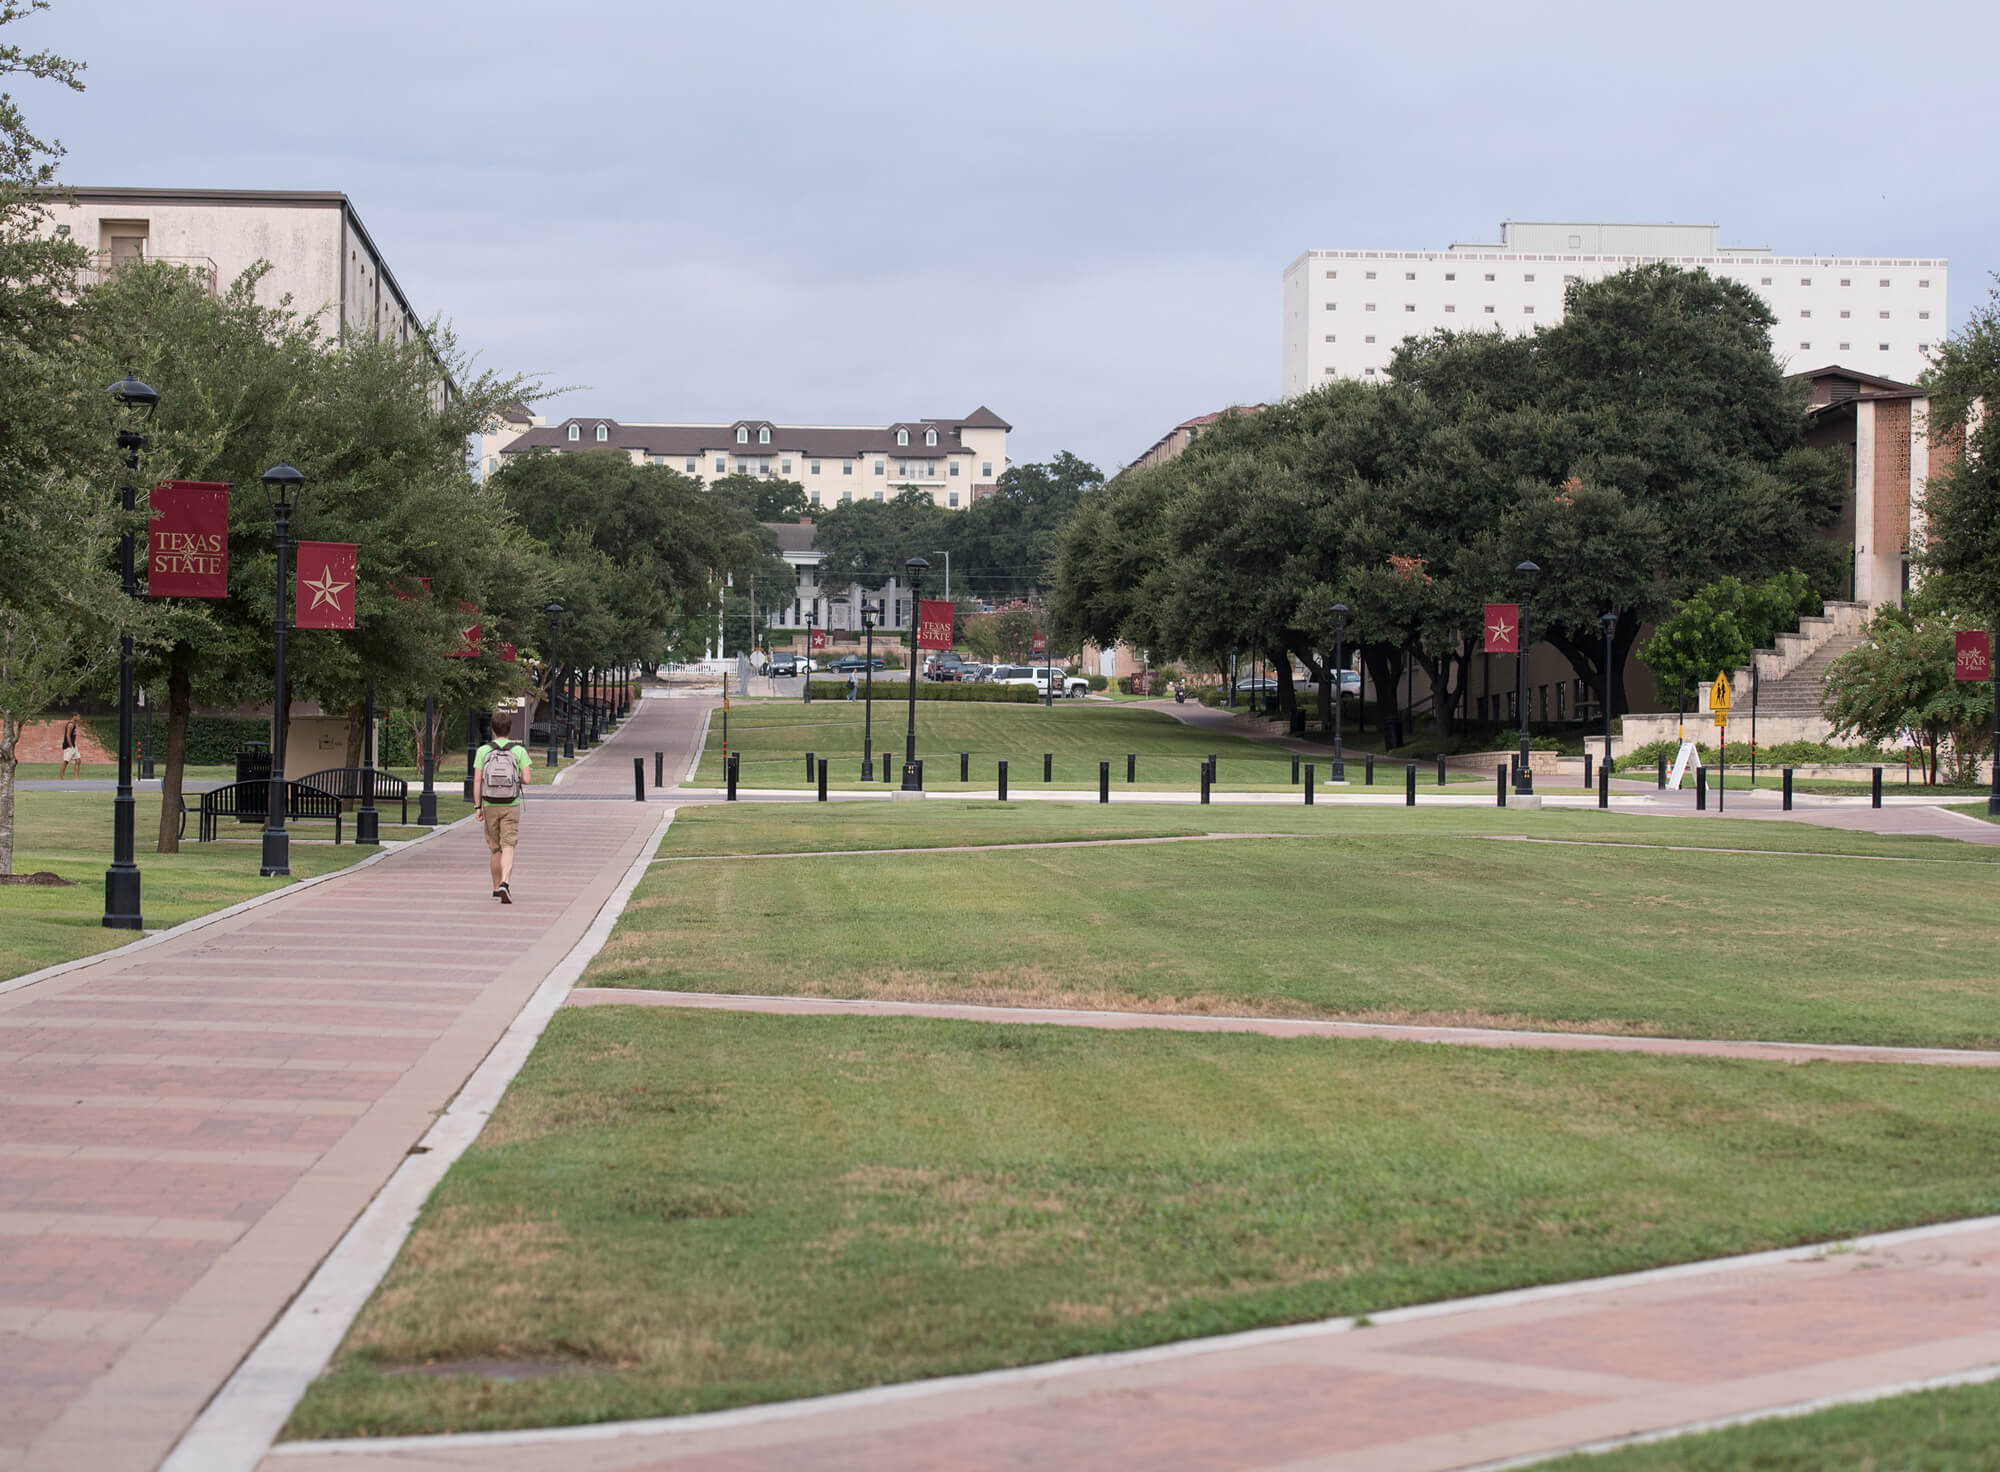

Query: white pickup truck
[1032,668,1091,699]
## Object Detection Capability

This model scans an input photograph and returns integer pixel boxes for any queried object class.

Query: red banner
[1030,632,1048,656]
[147,482,229,598]
[446,601,481,658]
[294,542,357,630]
[809,628,828,650]
[1955,630,1991,682]
[918,599,956,651]
[1484,602,1520,654]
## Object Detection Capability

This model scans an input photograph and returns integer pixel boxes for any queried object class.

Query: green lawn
[0,788,443,980]
[592,803,2000,1047]
[286,1006,2000,1437]
[1542,1378,2000,1471]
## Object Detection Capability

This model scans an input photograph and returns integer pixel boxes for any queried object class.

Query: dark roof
[957,405,1011,431]
[1790,364,1919,394]
[501,411,1005,461]
[761,521,820,554]
[1792,364,1927,415]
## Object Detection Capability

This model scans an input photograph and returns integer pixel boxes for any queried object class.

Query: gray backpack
[480,740,523,801]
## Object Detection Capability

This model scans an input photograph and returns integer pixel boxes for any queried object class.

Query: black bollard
[1127,752,1136,783]
[726,752,739,801]
[817,758,828,801]
[1696,766,1707,811]
[998,759,1008,802]
[1437,753,1447,787]
[1497,763,1507,807]
[1583,752,1594,788]
[1304,764,1315,805]
[806,752,815,781]
[1598,758,1609,810]
[960,751,969,782]
[632,756,644,802]
[1405,763,1416,806]
[1099,761,1109,803]
[1209,754,1217,784]
[1782,766,1793,810]
[1365,752,1374,786]
[882,750,892,784]
[654,750,663,788]
[1044,752,1053,782]
[1872,766,1882,808]
[1200,760,1211,804]
[1291,753,1301,785]
[915,759,924,790]
[1657,753,1667,789]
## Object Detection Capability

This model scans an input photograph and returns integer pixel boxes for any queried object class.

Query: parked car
[992,664,1039,688]
[928,653,969,681]
[1034,670,1091,699]
[767,652,803,678]
[825,654,884,673]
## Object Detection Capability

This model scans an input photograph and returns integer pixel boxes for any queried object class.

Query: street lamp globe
[106,373,159,439]
[261,461,305,513]
[1515,560,1540,592]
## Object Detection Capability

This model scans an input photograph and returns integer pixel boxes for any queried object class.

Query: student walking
[58,714,82,779]
[473,710,533,903]
[846,673,857,701]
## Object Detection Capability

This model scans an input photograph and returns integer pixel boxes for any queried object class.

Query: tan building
[43,187,431,348]
[485,408,1012,510]
[1124,405,1266,474]
[1797,365,1947,608]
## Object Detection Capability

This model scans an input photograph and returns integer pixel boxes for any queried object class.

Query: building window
[1484,305,1495,313]
[1919,278,1930,287]
[948,491,959,508]
[895,428,908,446]
[1365,335,1376,344]
[1800,277,1811,286]
[1443,305,1455,313]
[1483,273,1495,282]
[1567,234,1581,248]
[1325,333,1337,341]
[1800,342,1811,349]
[1839,342,1850,351]
[1324,302,1336,311]
[1523,273,1535,282]
[843,461,853,476]
[781,457,792,474]
[1801,310,1811,318]
[950,461,960,476]
[1363,367,1377,377]
[1365,303,1376,312]
[1840,310,1851,318]
[982,461,992,476]
[1444,272,1456,281]
[1880,343,1890,351]
[1404,303,1416,312]
[1404,271,1415,280]
[1881,278,1892,287]
[1325,270,1337,279]
[1324,367,1336,376]
[736,427,748,443]
[840,490,852,504]
[1760,277,1772,285]
[1919,311,1930,320]
[810,459,821,474]
[714,458,725,473]
[594,424,608,442]
[1879,311,1891,319]
[1523,306,1535,314]
[758,426,770,444]
[874,489,884,501]
[1839,278,1851,287]
[924,428,937,446]
[810,489,821,506]
[1365,270,1376,279]
[566,424,579,442]
[1564,275,1579,284]
[874,459,885,475]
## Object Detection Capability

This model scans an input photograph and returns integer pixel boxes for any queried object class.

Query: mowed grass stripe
[598,813,2000,1048]
[288,1007,2000,1437]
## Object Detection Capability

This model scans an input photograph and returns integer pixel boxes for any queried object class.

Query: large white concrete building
[1282,221,1947,394]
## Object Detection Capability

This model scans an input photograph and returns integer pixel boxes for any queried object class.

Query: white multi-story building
[484,408,1012,510]
[1282,221,1947,394]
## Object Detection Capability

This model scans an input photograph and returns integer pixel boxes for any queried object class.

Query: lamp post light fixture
[900,557,928,791]
[1600,610,1619,780]
[1514,560,1540,797]
[1330,604,1348,782]
[102,373,159,929]
[258,461,305,878]
[544,602,563,770]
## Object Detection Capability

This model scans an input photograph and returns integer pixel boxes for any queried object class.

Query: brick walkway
[0,694,708,1472]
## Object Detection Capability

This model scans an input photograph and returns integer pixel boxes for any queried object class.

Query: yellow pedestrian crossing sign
[1711,672,1731,726]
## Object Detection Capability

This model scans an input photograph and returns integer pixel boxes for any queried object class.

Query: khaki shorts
[481,803,520,852]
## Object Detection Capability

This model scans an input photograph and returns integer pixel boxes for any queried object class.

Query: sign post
[1710,672,1732,812]
[1955,631,1996,814]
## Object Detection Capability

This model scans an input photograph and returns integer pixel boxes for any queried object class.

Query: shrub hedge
[1622,735,1901,767]
[87,714,273,767]
[805,681,1039,703]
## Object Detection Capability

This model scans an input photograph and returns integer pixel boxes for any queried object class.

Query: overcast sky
[20,0,1999,471]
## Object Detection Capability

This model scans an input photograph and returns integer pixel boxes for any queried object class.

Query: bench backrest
[296,767,409,799]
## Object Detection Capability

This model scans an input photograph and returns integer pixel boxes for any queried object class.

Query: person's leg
[488,846,503,890]
[498,841,516,887]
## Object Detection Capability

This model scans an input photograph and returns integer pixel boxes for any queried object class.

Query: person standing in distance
[473,710,532,902]
[58,712,82,779]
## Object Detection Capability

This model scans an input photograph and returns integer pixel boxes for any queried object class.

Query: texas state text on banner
[294,542,358,630]
[916,599,956,651]
[1955,630,1992,681]
[148,482,229,598]
[1483,602,1520,654]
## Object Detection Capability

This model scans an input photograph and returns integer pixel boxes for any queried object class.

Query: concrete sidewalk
[0,694,711,1472]
[261,1215,2000,1472]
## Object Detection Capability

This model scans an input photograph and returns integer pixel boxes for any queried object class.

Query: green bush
[87,713,273,767]
[1087,674,1109,691]
[1621,735,1901,768]
[805,681,1039,703]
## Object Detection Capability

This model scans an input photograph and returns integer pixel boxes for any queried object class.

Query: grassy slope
[288,1007,2000,1436]
[591,804,2000,1047]
[0,788,436,979]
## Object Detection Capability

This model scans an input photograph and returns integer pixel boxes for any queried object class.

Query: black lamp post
[418,694,438,826]
[259,461,305,878]
[803,607,816,704]
[355,673,379,845]
[1330,604,1348,782]
[563,662,576,758]
[859,596,884,780]
[138,683,154,781]
[1515,560,1539,797]
[544,602,563,770]
[901,557,928,790]
[1600,610,1618,779]
[102,373,158,929]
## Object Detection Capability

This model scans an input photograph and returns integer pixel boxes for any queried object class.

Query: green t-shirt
[474,739,532,803]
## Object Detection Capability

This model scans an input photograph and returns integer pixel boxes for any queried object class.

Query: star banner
[1484,602,1520,654]
[809,629,828,650]
[147,482,229,598]
[1955,630,1991,682]
[446,601,481,658]
[917,599,956,651]
[294,542,358,630]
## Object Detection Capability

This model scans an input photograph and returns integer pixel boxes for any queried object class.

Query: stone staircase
[1617,600,1872,754]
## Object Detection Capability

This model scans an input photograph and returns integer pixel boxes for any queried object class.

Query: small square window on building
[1840,310,1850,318]
[1800,341,1811,349]
[685,457,697,473]
[1363,367,1377,377]
[1483,273,1495,281]
[1365,335,1376,343]
[781,457,793,474]
[874,459,885,475]
[1880,311,1890,319]
[874,490,884,501]
[1325,270,1337,279]
[714,458,725,473]
[1365,270,1377,279]
[1365,303,1376,312]
[843,461,853,476]
[1324,367,1336,376]
[1404,303,1416,312]
[1800,310,1811,318]
[1324,301,1337,311]
[1760,277,1772,286]
[1564,275,1578,284]
[1444,272,1456,281]
[1484,305,1495,314]
[1919,311,1930,320]
[1880,343,1890,351]
[1880,278,1891,287]
[1919,278,1930,288]
[1325,333,1337,342]
[948,491,959,508]
[1404,271,1416,280]
[1523,305,1534,314]
[982,462,993,477]
[1840,342,1851,351]
[1443,305,1456,313]
[1801,277,1812,285]
[950,461,961,476]
[1840,278,1851,287]
[1523,273,1535,282]
[809,459,820,474]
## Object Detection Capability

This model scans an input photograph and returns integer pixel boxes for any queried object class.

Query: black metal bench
[196,780,344,844]
[296,767,409,823]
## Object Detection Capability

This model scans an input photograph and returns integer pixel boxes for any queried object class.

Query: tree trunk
[1273,652,1296,716]
[0,714,17,876]
[1360,644,1405,745]
[343,702,366,771]
[155,659,192,854]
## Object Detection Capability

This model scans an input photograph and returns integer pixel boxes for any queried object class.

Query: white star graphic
[1487,615,1516,646]
[303,564,350,611]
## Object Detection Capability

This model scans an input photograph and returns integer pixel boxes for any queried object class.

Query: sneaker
[491,888,503,900]
[498,881,513,904]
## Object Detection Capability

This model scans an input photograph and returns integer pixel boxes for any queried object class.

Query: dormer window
[736,427,748,444]
[895,428,909,446]
[924,428,937,446]
[567,425,580,442]
[594,424,608,442]
[758,426,770,444]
